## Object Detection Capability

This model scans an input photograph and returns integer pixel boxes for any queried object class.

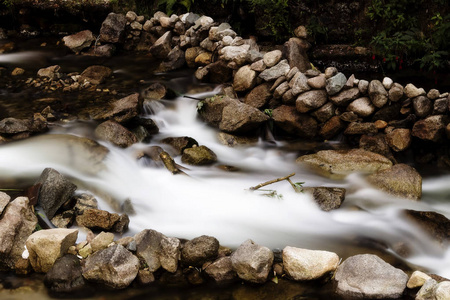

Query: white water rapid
[0,85,449,278]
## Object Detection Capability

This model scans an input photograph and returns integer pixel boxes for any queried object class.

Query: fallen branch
[249,173,296,191]
[159,151,183,175]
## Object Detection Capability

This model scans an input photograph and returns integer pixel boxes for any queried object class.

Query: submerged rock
[302,187,346,211]
[404,210,450,244]
[181,145,217,165]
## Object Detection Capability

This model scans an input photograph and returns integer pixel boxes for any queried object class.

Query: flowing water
[1,41,450,298]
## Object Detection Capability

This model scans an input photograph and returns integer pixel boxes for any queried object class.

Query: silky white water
[0,86,449,278]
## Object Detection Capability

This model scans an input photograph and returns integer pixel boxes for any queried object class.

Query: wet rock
[319,116,346,140]
[302,187,346,211]
[204,256,237,283]
[348,97,375,117]
[95,120,138,148]
[416,279,450,300]
[283,247,339,280]
[244,83,271,109]
[142,82,167,100]
[404,83,426,98]
[99,13,127,43]
[91,93,139,123]
[344,122,378,135]
[63,30,95,53]
[386,128,411,152]
[259,59,290,81]
[26,228,78,273]
[90,231,114,253]
[233,65,257,92]
[181,235,219,267]
[330,87,360,106]
[149,31,172,59]
[272,105,318,139]
[79,65,112,85]
[0,191,10,215]
[194,51,212,66]
[217,132,258,147]
[307,74,326,89]
[367,164,422,200]
[0,117,32,134]
[231,239,274,284]
[412,96,432,118]
[283,38,310,72]
[359,134,392,158]
[312,102,336,123]
[82,244,139,289]
[73,194,98,215]
[296,90,328,113]
[289,72,310,95]
[217,99,269,133]
[37,65,60,80]
[112,214,129,234]
[76,208,120,231]
[44,254,89,294]
[182,145,217,165]
[412,115,449,142]
[335,254,408,299]
[296,149,393,179]
[160,237,181,273]
[37,168,77,220]
[404,210,450,243]
[389,83,404,102]
[407,270,431,289]
[0,197,37,270]
[161,136,198,155]
[263,50,282,67]
[368,80,388,108]
[325,72,346,96]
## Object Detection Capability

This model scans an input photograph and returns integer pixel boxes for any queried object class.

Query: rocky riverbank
[0,9,449,300]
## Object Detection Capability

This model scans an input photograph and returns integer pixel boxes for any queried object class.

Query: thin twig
[249,173,295,190]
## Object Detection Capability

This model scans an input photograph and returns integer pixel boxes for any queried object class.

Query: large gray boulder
[181,235,219,267]
[283,246,339,280]
[99,13,127,43]
[335,254,408,299]
[0,197,37,270]
[230,239,273,284]
[44,254,89,294]
[63,30,95,53]
[82,244,139,289]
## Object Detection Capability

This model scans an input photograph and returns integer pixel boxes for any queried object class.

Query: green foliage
[307,16,328,44]
[264,108,273,118]
[196,100,204,111]
[293,181,304,193]
[259,189,283,199]
[157,0,194,15]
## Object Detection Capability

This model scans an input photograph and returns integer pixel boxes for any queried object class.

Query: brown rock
[160,136,198,155]
[76,208,120,231]
[63,30,95,53]
[359,134,392,158]
[307,74,326,89]
[312,102,336,123]
[386,128,411,152]
[283,38,310,72]
[412,96,432,118]
[244,83,272,109]
[404,210,450,243]
[303,187,346,211]
[320,116,346,140]
[233,65,257,92]
[90,93,139,123]
[181,146,217,165]
[344,122,378,135]
[79,65,112,85]
[412,115,449,142]
[95,120,137,148]
[296,90,328,113]
[330,88,360,106]
[272,105,318,139]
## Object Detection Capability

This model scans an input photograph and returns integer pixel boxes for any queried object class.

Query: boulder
[0,197,37,270]
[90,231,114,252]
[217,132,258,147]
[82,244,139,289]
[289,71,310,95]
[263,50,282,67]
[233,65,257,92]
[307,74,326,89]
[84,44,115,57]
[412,115,449,142]
[181,235,219,267]
[26,228,78,273]
[160,136,199,155]
[73,194,98,216]
[386,128,411,152]
[433,98,448,115]
[296,149,393,179]
[324,67,338,78]
[412,96,432,118]
[295,90,328,113]
[359,134,392,158]
[406,270,431,289]
[244,83,272,109]
[219,44,250,65]
[283,37,310,72]
[283,247,339,280]
[95,120,138,148]
[319,116,346,140]
[259,59,290,81]
[63,30,95,53]
[37,65,61,80]
[427,89,440,100]
[302,187,346,211]
[330,87,360,106]
[382,77,394,89]
[37,168,77,220]
[272,105,318,139]
[160,236,181,273]
[208,60,233,83]
[134,229,164,272]
[90,93,139,123]
[204,256,237,283]
[181,145,217,165]
[335,254,408,299]
[404,210,450,243]
[389,83,404,102]
[344,122,378,135]
[274,82,290,99]
[79,65,112,85]
[312,102,336,123]
[368,80,388,108]
[347,97,375,117]
[161,45,186,71]
[99,13,127,43]
[44,254,89,294]
[219,99,269,133]
[325,72,346,96]
[149,31,172,59]
[404,83,426,98]
[367,164,422,200]
[416,279,450,300]
[185,47,204,68]
[231,239,274,284]
[0,116,47,134]
[0,191,10,215]
[75,208,120,231]
[358,79,369,94]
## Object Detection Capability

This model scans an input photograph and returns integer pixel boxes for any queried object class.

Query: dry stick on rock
[249,173,299,192]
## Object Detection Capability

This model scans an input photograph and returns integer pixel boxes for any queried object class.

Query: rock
[82,244,139,289]
[427,89,440,100]
[367,164,422,200]
[76,208,120,231]
[91,93,139,123]
[272,105,318,139]
[296,149,393,179]
[416,279,450,300]
[407,270,431,289]
[95,120,137,148]
[217,132,258,147]
[160,136,198,155]
[289,72,310,95]
[134,229,164,272]
[283,247,339,280]
[404,83,426,98]
[150,31,172,59]
[389,83,404,102]
[259,59,290,81]
[335,254,408,299]
[312,102,336,123]
[37,65,60,80]
[296,90,328,113]
[36,168,77,220]
[231,239,273,284]
[26,228,78,273]
[412,96,432,118]
[330,87,360,106]
[160,237,181,273]
[344,122,378,135]
[73,194,98,215]
[358,79,369,94]
[250,59,265,72]
[0,192,10,215]
[181,145,217,165]
[0,197,37,270]
[161,45,185,71]
[11,67,25,76]
[302,187,346,211]
[99,13,127,43]
[348,97,375,117]
[194,51,212,66]
[433,98,448,115]
[219,44,250,65]
[63,30,95,53]
[386,128,411,152]
[404,210,450,244]
[44,254,89,294]
[294,25,308,39]
[79,65,112,85]
[359,134,392,158]
[368,80,388,108]
[382,77,394,89]
[307,74,326,89]
[90,231,114,253]
[283,38,310,72]
[412,115,449,142]
[319,116,346,140]
[181,235,219,267]
[208,60,233,83]
[136,269,155,286]
[51,210,75,228]
[325,72,346,96]
[220,101,269,133]
[125,11,137,22]
[205,256,237,283]
[345,74,356,88]
[274,82,290,99]
[263,50,282,67]
[244,83,272,109]
[85,44,115,57]
[324,67,338,78]
[233,65,257,92]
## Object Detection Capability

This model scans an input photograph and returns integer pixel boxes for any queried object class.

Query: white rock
[407,270,431,289]
[382,77,394,89]
[404,83,426,98]
[263,50,282,68]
